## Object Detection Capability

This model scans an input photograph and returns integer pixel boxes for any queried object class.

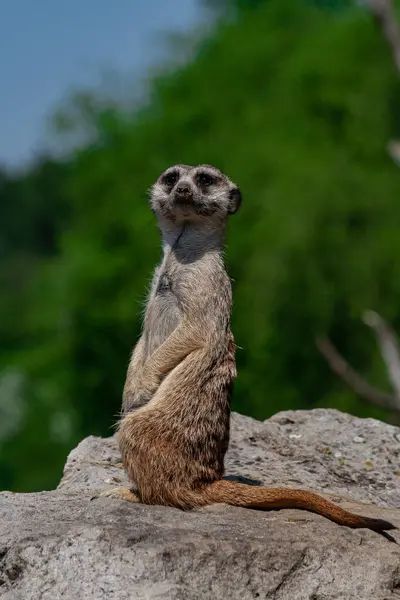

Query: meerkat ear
[228,186,242,215]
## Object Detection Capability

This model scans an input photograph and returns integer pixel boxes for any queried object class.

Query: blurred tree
[202,0,351,15]
[1,0,400,492]
[0,156,73,490]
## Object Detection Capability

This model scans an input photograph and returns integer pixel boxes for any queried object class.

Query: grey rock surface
[1,408,399,600]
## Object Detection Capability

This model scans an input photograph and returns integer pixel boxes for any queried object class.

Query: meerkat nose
[175,185,193,200]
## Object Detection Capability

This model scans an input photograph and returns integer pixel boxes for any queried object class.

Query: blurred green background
[2,0,400,492]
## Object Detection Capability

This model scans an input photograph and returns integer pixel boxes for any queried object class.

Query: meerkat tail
[201,480,396,531]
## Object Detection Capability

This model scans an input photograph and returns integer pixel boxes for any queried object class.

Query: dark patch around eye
[162,171,179,187]
[196,172,216,187]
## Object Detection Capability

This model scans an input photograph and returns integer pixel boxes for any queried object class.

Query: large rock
[0,409,399,599]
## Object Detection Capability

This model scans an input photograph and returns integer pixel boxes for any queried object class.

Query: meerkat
[102,164,395,532]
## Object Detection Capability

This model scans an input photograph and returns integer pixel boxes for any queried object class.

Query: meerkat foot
[98,487,140,503]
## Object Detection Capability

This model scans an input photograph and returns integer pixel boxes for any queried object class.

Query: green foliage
[202,0,351,15]
[1,0,400,491]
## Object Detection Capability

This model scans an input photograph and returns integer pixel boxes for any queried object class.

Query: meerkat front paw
[134,377,160,407]
[133,390,154,408]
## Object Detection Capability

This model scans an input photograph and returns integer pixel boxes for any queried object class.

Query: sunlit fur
[149,164,241,225]
[112,164,395,533]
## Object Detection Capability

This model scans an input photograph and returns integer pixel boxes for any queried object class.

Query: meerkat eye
[162,171,179,187]
[197,172,215,187]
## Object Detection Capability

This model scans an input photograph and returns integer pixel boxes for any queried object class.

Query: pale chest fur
[142,252,231,361]
[141,223,233,361]
[143,258,182,359]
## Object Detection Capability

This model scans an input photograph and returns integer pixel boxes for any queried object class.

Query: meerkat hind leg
[99,487,140,503]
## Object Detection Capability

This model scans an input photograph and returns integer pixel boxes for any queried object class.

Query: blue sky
[0,0,201,167]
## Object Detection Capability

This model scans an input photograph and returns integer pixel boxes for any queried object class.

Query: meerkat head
[149,164,242,224]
